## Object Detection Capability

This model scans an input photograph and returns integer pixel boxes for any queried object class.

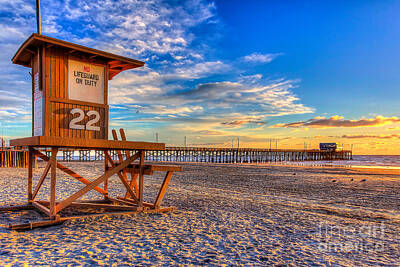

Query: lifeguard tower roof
[12,33,144,80]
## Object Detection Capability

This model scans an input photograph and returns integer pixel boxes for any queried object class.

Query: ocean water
[283,155,400,168]
[55,154,400,168]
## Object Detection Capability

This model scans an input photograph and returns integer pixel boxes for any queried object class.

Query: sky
[0,0,400,155]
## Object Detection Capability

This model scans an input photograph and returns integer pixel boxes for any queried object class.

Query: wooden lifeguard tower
[1,22,181,230]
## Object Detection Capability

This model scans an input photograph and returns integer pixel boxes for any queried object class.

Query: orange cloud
[341,134,400,139]
[221,120,264,128]
[270,115,400,129]
[197,130,224,135]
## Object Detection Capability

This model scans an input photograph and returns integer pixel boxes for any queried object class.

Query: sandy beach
[0,162,399,265]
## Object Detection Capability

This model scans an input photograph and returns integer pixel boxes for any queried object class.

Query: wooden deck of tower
[2,133,182,231]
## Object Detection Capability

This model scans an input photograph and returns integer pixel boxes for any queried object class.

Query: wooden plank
[10,219,67,231]
[125,164,182,173]
[68,103,73,138]
[63,102,67,138]
[55,49,59,98]
[104,103,109,139]
[111,129,123,160]
[125,172,138,198]
[104,65,108,138]
[117,197,154,208]
[41,46,46,134]
[152,165,182,172]
[50,47,55,98]
[63,53,68,138]
[10,136,165,150]
[13,34,145,69]
[55,152,139,214]
[117,172,138,202]
[111,129,130,195]
[50,147,58,218]
[32,201,51,216]
[44,47,51,136]
[31,56,34,135]
[9,206,174,231]
[84,105,89,140]
[33,150,107,196]
[0,205,34,212]
[64,202,138,211]
[28,147,33,201]
[32,159,51,199]
[138,150,145,207]
[154,171,174,207]
[104,151,139,201]
[108,197,135,206]
[104,149,109,198]
[32,200,138,211]
[119,128,131,157]
[60,49,64,99]
[48,97,108,109]
[101,107,106,139]
[55,101,59,137]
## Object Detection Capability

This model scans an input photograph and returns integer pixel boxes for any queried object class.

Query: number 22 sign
[69,108,100,131]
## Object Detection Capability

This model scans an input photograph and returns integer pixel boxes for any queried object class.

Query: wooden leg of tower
[28,147,34,202]
[104,150,109,199]
[138,150,145,208]
[49,148,58,219]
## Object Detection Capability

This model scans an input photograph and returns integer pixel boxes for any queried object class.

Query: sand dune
[0,162,399,265]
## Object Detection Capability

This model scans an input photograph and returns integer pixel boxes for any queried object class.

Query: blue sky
[1,0,400,154]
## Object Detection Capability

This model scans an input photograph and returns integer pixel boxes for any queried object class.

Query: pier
[1,147,352,167]
[57,147,352,163]
[0,149,37,168]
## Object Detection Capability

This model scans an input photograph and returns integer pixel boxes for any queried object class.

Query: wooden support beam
[10,219,67,231]
[104,151,139,201]
[37,199,111,205]
[32,201,51,217]
[111,129,138,199]
[9,206,176,231]
[50,148,58,218]
[32,160,51,200]
[0,205,34,212]
[28,147,33,201]
[63,202,139,211]
[117,197,154,208]
[108,197,135,206]
[104,149,109,198]
[154,171,174,207]
[55,152,139,214]
[119,128,131,158]
[125,164,182,173]
[138,150,145,207]
[125,172,138,198]
[33,149,108,196]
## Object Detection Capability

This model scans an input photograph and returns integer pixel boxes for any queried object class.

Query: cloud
[270,115,400,128]
[341,134,400,139]
[108,74,314,129]
[243,52,283,63]
[188,142,225,146]
[221,120,264,128]
[196,130,224,135]
[43,0,217,59]
[173,61,230,79]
